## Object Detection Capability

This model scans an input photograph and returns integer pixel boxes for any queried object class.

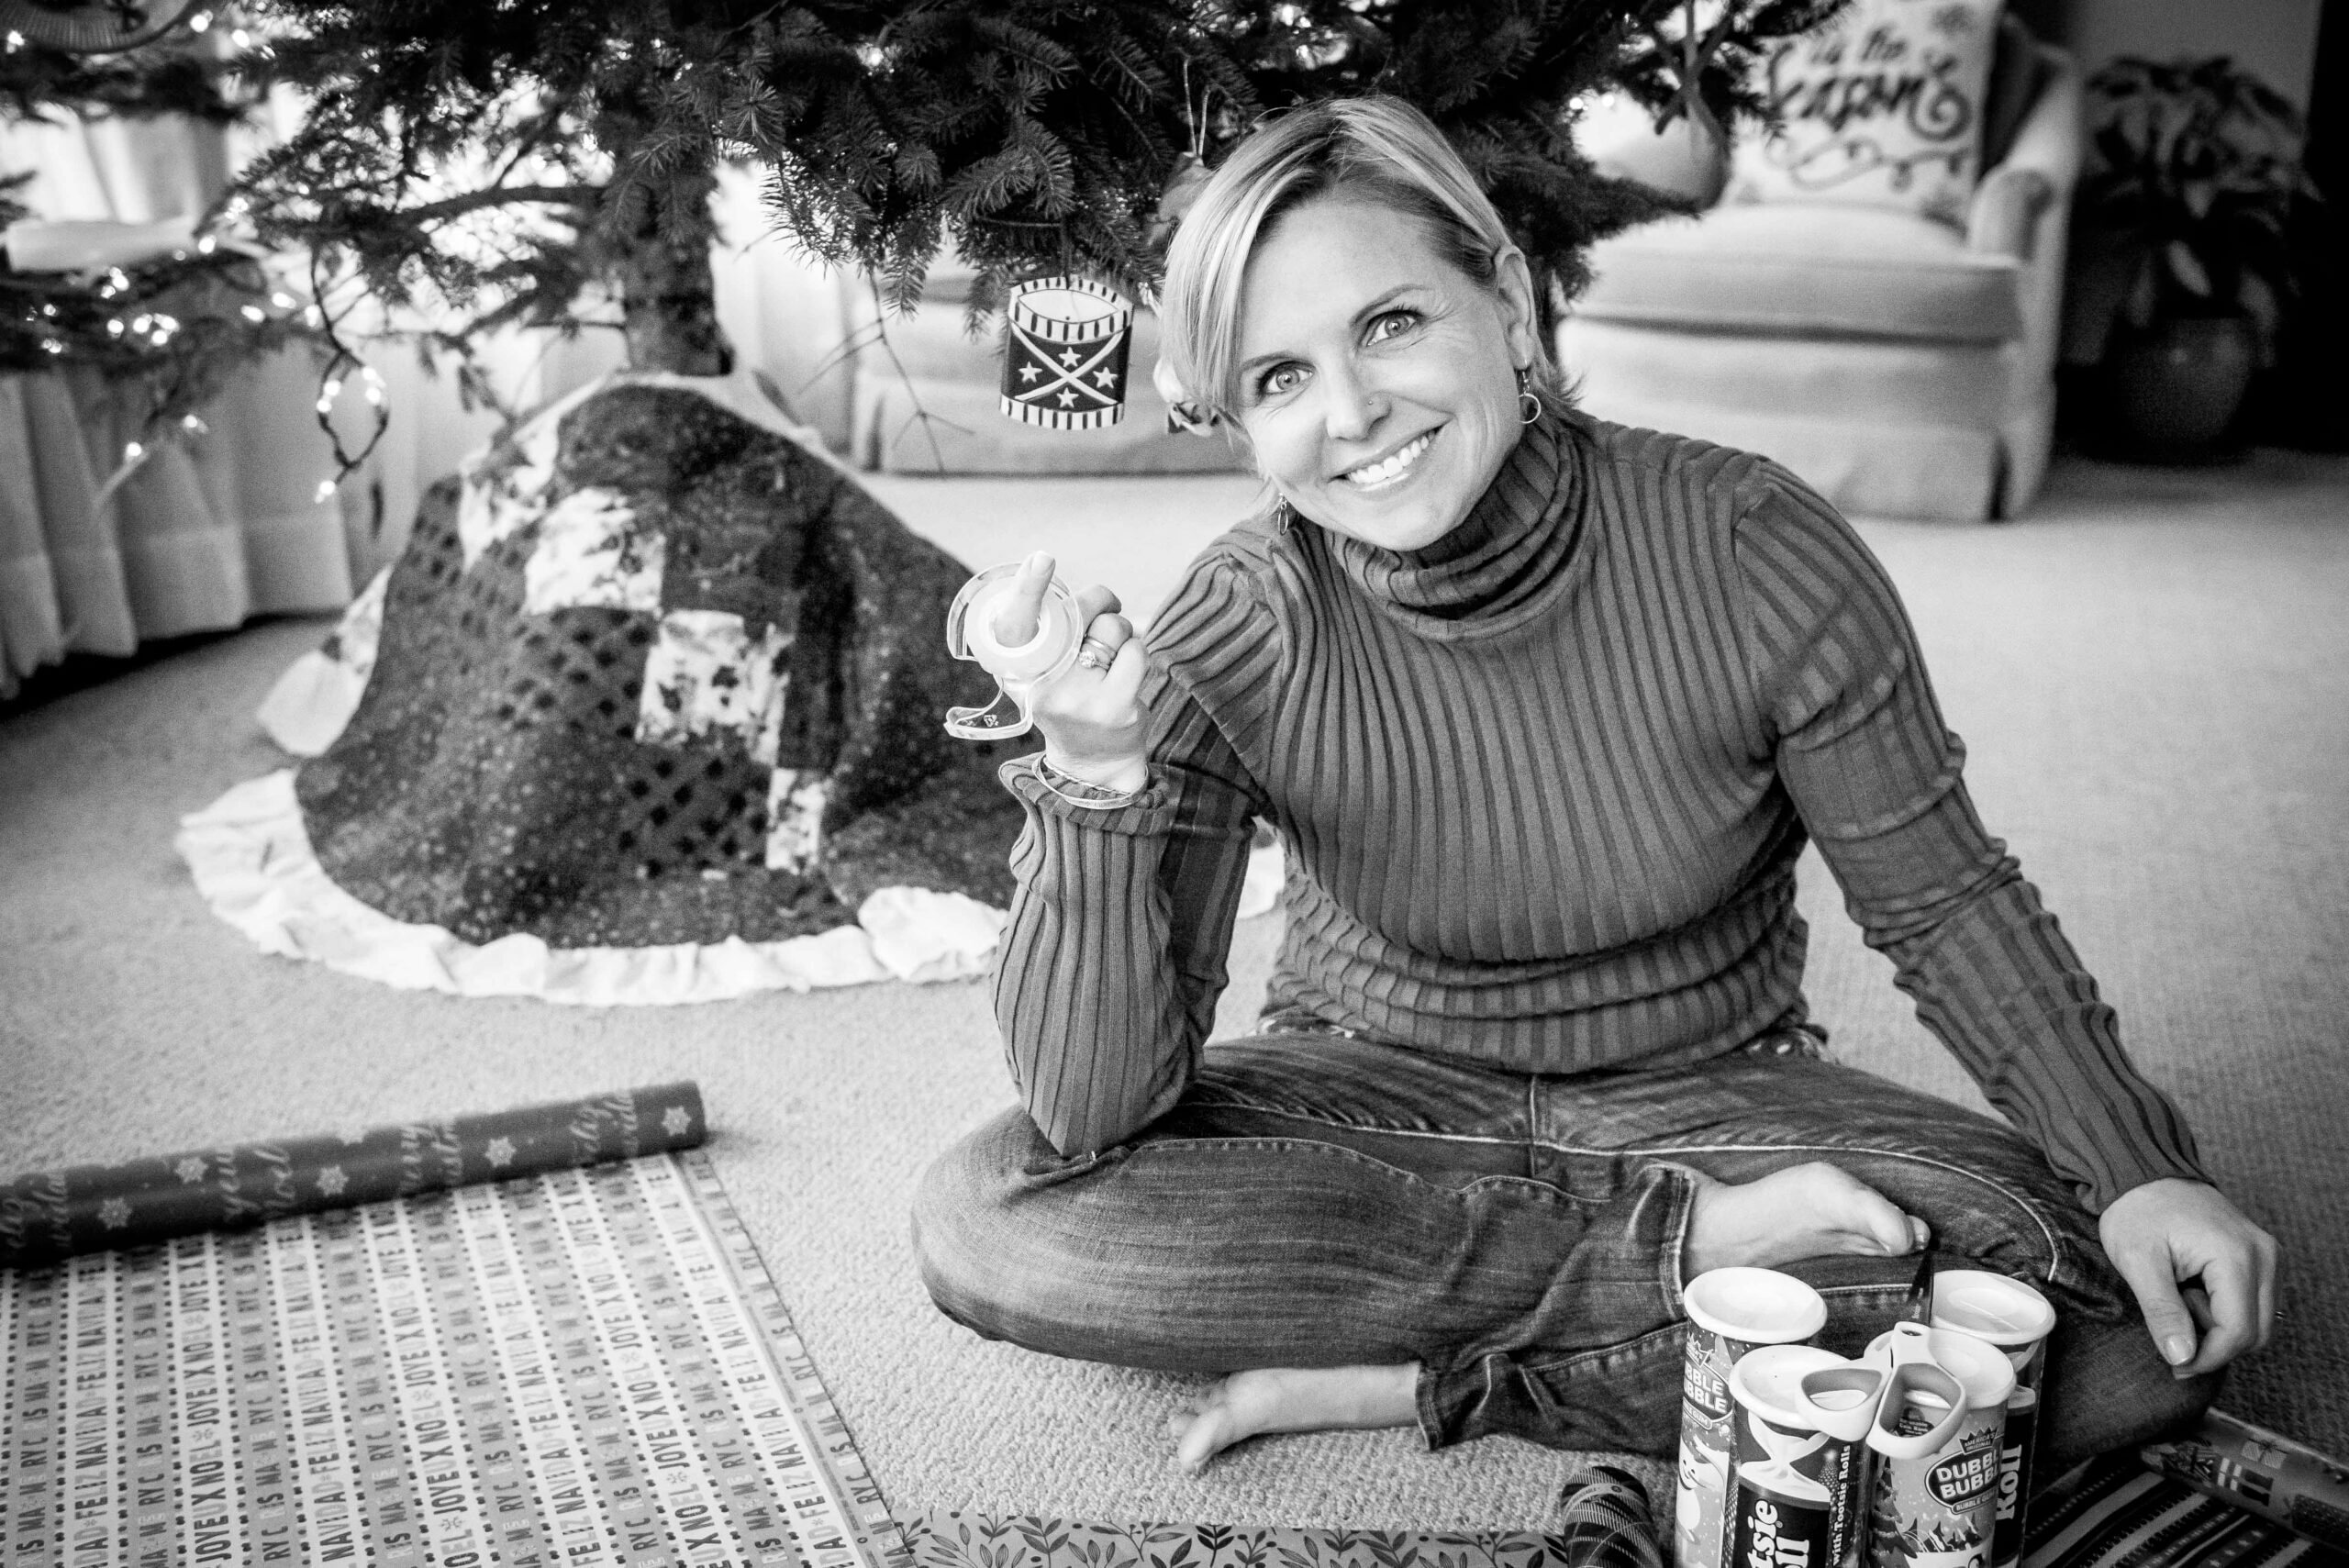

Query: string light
[182,415,208,434]
[197,236,217,254]
[314,480,338,503]
[4,31,22,52]
[125,441,144,461]
[188,10,212,31]
[40,339,63,355]
[270,292,296,309]
[106,319,125,337]
[230,28,250,48]
[241,305,266,322]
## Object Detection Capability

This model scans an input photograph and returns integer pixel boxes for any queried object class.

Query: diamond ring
[1075,637,1117,671]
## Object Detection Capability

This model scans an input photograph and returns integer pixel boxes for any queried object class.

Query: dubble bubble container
[1676,1269,1828,1568]
[1927,1272,2056,1568]
[1865,1323,2015,1568]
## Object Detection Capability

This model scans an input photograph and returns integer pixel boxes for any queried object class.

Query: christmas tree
[3,0,1843,966]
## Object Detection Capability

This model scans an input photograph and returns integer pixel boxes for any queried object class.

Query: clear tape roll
[943,562,1084,740]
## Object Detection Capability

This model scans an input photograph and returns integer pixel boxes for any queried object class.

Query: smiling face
[1230,192,1540,554]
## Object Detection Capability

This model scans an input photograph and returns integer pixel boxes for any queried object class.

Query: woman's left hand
[2099,1178,2278,1377]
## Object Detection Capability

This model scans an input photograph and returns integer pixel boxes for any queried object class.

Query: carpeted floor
[2,450,2343,1529]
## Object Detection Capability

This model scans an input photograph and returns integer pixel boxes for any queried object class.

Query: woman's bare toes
[1684,1162,1925,1276]
[1164,1364,1418,1474]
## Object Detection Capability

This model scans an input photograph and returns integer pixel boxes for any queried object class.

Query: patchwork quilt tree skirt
[186,372,1031,1004]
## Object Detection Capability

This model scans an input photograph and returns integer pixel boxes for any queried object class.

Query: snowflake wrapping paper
[0,1085,705,1270]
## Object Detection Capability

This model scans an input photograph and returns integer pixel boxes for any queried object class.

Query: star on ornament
[173,1156,207,1185]
[1056,389,1078,406]
[1018,365,1041,383]
[1092,368,1119,389]
[317,1165,348,1198]
[662,1106,692,1138]
[484,1137,517,1169]
[97,1196,132,1230]
[1057,348,1082,368]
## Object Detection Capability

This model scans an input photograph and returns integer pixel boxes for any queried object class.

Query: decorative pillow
[1725,0,2005,229]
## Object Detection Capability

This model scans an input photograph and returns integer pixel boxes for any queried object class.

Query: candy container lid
[1684,1267,1828,1343]
[1731,1345,1850,1419]
[1930,1270,2056,1348]
[1868,1322,2018,1410]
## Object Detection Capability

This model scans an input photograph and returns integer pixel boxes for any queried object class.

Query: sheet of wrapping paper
[0,1145,908,1568]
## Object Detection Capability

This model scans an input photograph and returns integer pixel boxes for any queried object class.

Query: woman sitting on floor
[911,96,2277,1473]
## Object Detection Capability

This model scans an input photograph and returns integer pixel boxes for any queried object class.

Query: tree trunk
[615,156,732,377]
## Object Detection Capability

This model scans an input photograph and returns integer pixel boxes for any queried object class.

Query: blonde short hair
[1159,95,1557,425]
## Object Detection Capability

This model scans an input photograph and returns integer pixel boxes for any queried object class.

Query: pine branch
[399,184,602,227]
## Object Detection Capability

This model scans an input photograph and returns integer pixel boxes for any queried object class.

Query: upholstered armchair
[1558,29,2084,522]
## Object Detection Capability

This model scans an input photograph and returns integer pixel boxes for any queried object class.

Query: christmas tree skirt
[187,369,1047,1003]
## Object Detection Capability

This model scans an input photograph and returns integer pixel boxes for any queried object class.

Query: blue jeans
[912,1018,2215,1465]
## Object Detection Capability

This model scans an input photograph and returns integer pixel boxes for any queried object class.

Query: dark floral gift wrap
[0,1081,705,1267]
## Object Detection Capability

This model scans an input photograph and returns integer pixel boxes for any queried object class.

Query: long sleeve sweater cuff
[2076,1142,2216,1217]
[1000,754,1177,838]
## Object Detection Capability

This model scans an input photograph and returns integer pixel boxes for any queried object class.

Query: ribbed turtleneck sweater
[992,410,2207,1213]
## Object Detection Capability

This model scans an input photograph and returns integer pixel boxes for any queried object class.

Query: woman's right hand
[992,550,1152,794]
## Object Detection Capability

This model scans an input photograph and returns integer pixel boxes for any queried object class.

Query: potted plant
[2080,56,2320,452]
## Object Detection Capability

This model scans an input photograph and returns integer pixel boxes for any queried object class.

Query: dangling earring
[1517,366,1542,426]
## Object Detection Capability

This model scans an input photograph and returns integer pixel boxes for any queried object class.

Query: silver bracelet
[1033,755,1147,812]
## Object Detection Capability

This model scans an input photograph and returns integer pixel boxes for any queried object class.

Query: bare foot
[1164,1363,1418,1474]
[1683,1161,1928,1275]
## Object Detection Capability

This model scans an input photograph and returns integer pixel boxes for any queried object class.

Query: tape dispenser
[943,561,1085,740]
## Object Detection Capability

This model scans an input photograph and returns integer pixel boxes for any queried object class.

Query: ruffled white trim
[253,652,368,758]
[175,771,1009,1005]
[257,565,386,757]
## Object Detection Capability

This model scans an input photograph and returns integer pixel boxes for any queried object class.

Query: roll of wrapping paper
[0,1081,706,1268]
